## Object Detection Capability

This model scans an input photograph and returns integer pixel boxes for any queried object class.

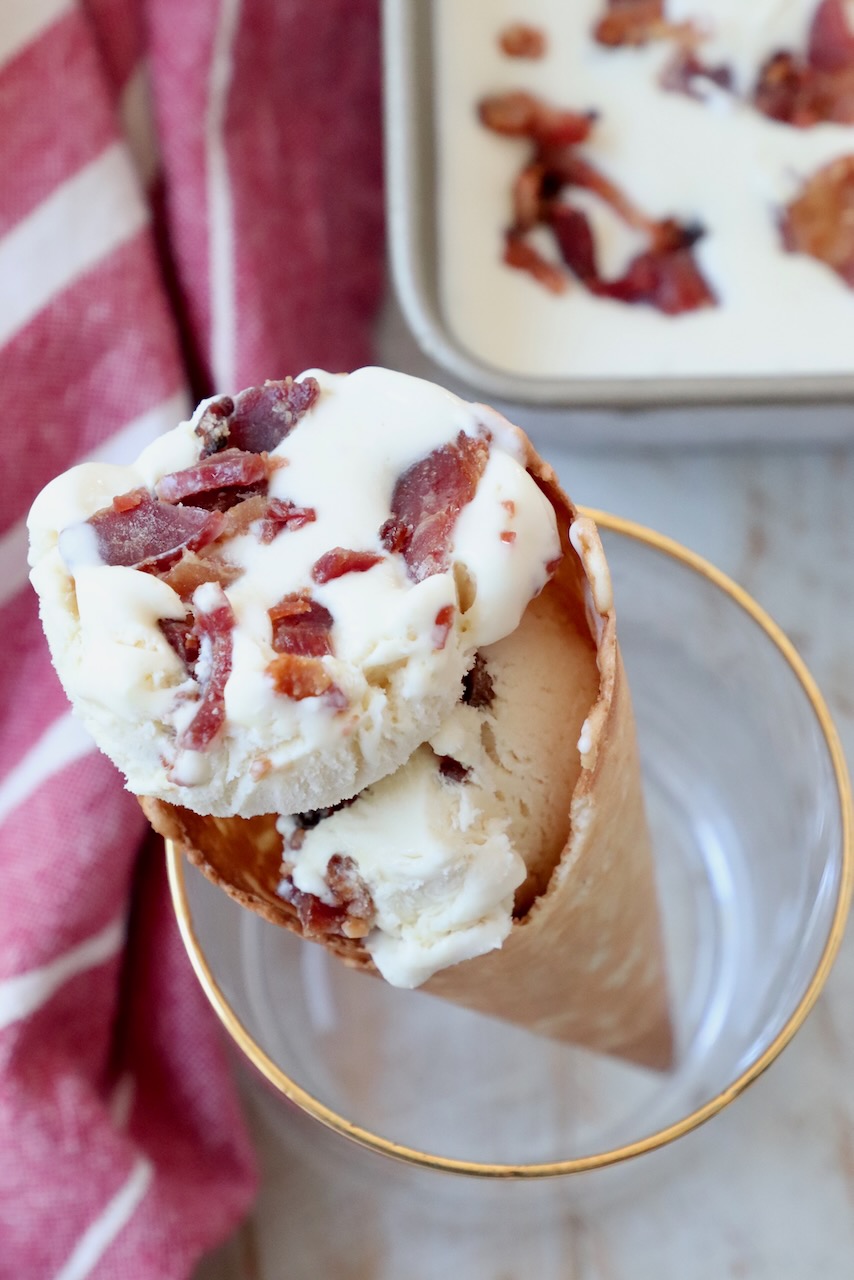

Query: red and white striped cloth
[0,1,384,1275]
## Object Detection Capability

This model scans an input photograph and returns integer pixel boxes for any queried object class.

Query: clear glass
[172,518,850,1186]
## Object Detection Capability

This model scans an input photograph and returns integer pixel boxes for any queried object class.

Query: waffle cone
[143,435,673,1070]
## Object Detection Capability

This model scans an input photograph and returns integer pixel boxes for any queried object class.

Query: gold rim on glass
[166,509,854,1179]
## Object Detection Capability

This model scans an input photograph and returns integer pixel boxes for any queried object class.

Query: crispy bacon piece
[386,432,490,582]
[754,2,854,126]
[280,854,375,939]
[781,156,854,287]
[155,449,270,509]
[195,395,234,457]
[228,377,320,453]
[177,586,235,752]
[433,604,455,651]
[593,0,692,48]
[483,87,715,313]
[808,0,854,73]
[549,207,598,285]
[291,796,356,839]
[462,652,495,709]
[503,231,569,294]
[478,92,596,146]
[549,199,715,314]
[438,755,470,783]
[754,52,854,125]
[498,23,547,59]
[599,244,716,313]
[159,551,242,598]
[256,498,317,544]
[378,517,409,554]
[311,548,384,584]
[215,493,269,538]
[267,653,337,701]
[113,490,145,513]
[85,490,223,571]
[159,617,200,673]
[512,161,553,230]
[269,594,334,657]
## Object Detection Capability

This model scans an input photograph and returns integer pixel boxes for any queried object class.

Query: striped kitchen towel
[0,1,384,1276]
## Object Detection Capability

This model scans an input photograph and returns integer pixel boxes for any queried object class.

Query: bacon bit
[267,653,336,701]
[280,854,375,939]
[326,855,375,937]
[292,796,357,835]
[257,498,316,544]
[540,181,715,313]
[177,586,235,752]
[462,652,495,709]
[269,594,334,657]
[311,548,384,584]
[809,0,854,73]
[593,0,694,48]
[504,231,569,294]
[216,493,270,538]
[438,755,471,783]
[478,91,596,146]
[87,490,223,571]
[195,395,234,457]
[480,23,712,312]
[500,530,517,544]
[388,432,490,582]
[590,240,716,314]
[549,207,599,285]
[113,489,145,513]
[659,47,733,99]
[503,500,516,515]
[159,617,200,673]
[433,604,455,650]
[781,156,854,287]
[753,3,854,128]
[228,377,320,454]
[158,550,242,598]
[155,449,270,509]
[512,162,552,231]
[379,517,410,554]
[754,51,854,126]
[498,23,547,59]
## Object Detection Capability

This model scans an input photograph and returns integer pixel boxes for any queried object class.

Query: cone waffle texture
[144,435,673,1070]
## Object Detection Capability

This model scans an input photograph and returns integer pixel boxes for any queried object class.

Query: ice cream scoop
[142,426,674,1069]
[28,368,560,818]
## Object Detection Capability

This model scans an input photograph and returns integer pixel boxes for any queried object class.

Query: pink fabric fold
[0,0,384,1275]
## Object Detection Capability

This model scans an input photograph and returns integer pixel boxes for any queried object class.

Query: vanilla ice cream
[436,0,854,380]
[28,368,560,817]
[273,572,600,988]
[277,721,526,988]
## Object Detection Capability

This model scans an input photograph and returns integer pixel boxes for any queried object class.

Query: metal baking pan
[382,0,854,434]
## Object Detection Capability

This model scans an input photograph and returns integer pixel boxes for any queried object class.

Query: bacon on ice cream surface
[28,369,562,818]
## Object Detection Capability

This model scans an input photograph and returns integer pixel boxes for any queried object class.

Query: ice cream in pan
[28,367,672,1069]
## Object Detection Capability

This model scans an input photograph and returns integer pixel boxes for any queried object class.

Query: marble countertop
[197,309,854,1280]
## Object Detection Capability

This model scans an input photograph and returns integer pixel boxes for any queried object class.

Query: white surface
[195,301,854,1278]
[435,0,854,381]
